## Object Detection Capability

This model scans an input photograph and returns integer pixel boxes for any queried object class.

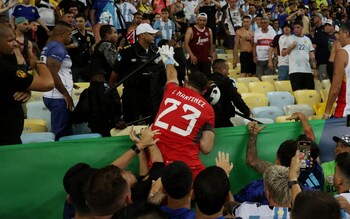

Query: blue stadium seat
[59,133,102,141]
[266,91,295,110]
[21,132,55,144]
[251,106,285,122]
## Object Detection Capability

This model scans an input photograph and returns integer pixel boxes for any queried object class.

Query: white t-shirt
[225,6,241,35]
[278,34,291,66]
[254,29,276,61]
[235,202,290,219]
[183,0,198,24]
[284,35,314,74]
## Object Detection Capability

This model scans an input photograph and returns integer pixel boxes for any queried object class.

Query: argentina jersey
[153,19,175,44]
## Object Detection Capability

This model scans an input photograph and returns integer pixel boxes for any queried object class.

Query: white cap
[325,19,334,26]
[136,23,159,35]
[197,12,208,19]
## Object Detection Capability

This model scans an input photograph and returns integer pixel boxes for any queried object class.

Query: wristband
[131,144,141,154]
[164,58,176,66]
[288,180,299,189]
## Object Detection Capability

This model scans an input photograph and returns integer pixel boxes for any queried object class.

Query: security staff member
[110,23,164,124]
[209,59,251,127]
[0,24,54,145]
[67,14,95,82]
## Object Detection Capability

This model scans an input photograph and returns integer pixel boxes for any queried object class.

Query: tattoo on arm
[246,134,273,174]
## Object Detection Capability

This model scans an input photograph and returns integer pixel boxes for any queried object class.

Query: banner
[1,118,349,218]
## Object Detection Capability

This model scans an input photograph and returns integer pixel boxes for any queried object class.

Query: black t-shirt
[68,29,95,65]
[113,42,164,94]
[131,162,165,203]
[199,5,218,31]
[0,54,33,145]
[209,73,250,127]
[271,34,282,56]
[314,31,336,65]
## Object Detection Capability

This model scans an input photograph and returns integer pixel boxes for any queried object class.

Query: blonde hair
[263,165,291,206]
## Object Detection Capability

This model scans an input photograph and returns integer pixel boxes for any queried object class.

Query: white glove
[158,45,179,66]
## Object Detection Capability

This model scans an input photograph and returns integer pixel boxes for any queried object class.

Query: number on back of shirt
[154,98,201,136]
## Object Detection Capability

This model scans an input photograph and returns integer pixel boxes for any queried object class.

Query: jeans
[43,97,72,140]
[278,66,289,80]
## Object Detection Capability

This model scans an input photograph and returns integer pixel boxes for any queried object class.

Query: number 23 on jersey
[154,98,201,137]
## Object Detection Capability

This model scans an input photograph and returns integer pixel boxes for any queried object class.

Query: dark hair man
[84,165,132,218]
[41,21,74,140]
[281,20,316,91]
[0,24,53,145]
[160,161,195,219]
[63,163,96,219]
[110,23,164,124]
[90,24,120,82]
[194,166,230,218]
[153,45,215,179]
[209,58,250,127]
[68,14,95,82]
[289,151,342,219]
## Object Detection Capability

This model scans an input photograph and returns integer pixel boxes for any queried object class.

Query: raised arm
[289,150,302,207]
[287,112,315,142]
[159,45,179,84]
[111,126,160,169]
[246,121,272,174]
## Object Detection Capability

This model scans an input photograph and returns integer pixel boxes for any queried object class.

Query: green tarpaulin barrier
[0,120,325,218]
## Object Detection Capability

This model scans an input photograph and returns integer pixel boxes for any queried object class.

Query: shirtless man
[327,37,342,82]
[233,15,255,77]
[14,17,35,71]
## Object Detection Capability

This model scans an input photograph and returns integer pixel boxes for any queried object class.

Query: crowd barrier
[1,118,349,218]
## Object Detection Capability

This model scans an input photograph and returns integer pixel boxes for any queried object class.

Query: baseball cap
[313,12,323,19]
[325,19,334,26]
[15,17,27,25]
[136,23,158,35]
[333,135,350,147]
[278,3,284,7]
[197,12,208,19]
[305,5,309,9]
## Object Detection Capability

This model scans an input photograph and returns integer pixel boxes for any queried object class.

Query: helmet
[203,82,221,105]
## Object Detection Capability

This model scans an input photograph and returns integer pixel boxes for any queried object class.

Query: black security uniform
[0,54,33,145]
[69,29,95,82]
[113,42,165,124]
[90,40,118,81]
[209,72,250,128]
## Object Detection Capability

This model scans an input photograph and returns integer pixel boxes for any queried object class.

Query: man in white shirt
[282,20,316,91]
[269,21,292,80]
[253,16,276,79]
[183,0,198,26]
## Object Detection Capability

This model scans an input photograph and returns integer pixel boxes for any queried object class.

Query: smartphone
[298,141,311,171]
